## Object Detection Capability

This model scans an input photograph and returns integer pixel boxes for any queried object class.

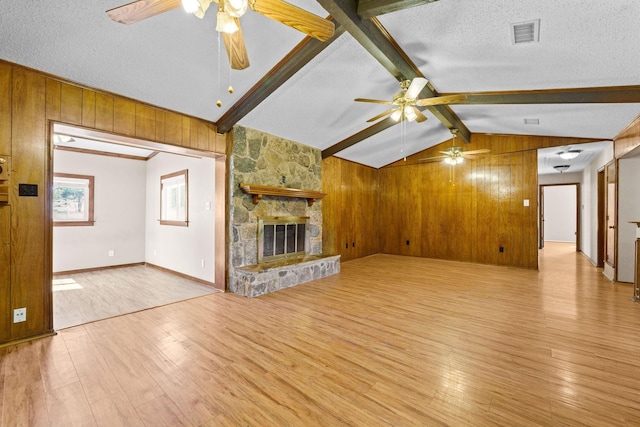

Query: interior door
[605,161,616,269]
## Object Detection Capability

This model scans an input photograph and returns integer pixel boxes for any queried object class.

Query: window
[160,169,188,226]
[53,173,94,226]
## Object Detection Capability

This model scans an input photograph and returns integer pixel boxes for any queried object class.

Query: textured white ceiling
[1,0,639,169]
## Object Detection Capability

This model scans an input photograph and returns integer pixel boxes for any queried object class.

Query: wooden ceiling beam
[315,0,469,155]
[357,0,438,20]
[444,85,640,105]
[216,19,343,134]
[322,117,396,158]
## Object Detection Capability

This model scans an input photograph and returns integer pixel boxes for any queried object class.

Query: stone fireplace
[228,126,340,297]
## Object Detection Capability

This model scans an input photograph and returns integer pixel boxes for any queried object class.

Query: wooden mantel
[240,183,326,206]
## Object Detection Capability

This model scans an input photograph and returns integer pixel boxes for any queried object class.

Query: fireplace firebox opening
[258,216,309,263]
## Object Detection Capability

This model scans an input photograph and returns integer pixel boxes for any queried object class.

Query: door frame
[604,160,617,280]
[597,167,605,268]
[539,183,581,251]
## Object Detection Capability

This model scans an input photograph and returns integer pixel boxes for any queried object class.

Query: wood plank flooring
[3,242,640,426]
[53,265,218,330]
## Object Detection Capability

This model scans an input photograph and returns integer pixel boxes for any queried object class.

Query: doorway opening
[539,183,580,251]
[51,123,224,329]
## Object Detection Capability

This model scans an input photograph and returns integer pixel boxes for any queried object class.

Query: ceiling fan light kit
[107,0,334,71]
[355,77,468,124]
[216,10,240,33]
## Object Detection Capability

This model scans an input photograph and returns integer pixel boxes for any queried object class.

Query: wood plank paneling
[0,62,10,155]
[135,104,156,140]
[11,68,48,338]
[113,97,136,136]
[164,111,183,146]
[321,157,342,257]
[379,135,541,269]
[59,83,82,125]
[45,79,61,123]
[322,157,378,262]
[94,92,114,132]
[81,90,96,128]
[0,206,11,342]
[614,115,640,159]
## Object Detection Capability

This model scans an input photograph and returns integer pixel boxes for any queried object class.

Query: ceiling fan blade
[413,107,428,123]
[418,155,448,163]
[354,98,394,105]
[106,0,182,24]
[415,94,468,107]
[222,19,250,70]
[461,148,491,155]
[405,77,428,99]
[366,108,397,123]
[250,0,335,41]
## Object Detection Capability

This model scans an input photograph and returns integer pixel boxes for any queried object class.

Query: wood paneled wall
[614,114,640,159]
[323,133,604,270]
[0,59,225,346]
[322,157,379,262]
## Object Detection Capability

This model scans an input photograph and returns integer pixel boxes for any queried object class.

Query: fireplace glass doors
[258,216,309,263]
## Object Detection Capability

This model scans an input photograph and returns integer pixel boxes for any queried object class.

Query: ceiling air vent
[524,118,540,125]
[511,19,540,44]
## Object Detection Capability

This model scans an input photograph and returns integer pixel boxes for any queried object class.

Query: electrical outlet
[108,250,115,257]
[13,307,26,323]
[201,259,205,268]
[499,246,504,253]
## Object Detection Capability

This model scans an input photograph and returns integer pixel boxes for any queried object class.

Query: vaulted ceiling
[1,0,638,168]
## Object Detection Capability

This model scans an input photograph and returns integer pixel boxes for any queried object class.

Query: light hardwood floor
[53,265,218,330]
[2,242,640,426]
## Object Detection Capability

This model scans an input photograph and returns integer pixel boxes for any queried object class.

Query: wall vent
[511,19,540,44]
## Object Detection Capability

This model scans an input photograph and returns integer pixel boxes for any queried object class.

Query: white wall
[53,150,147,272]
[543,185,577,242]
[617,157,640,283]
[145,153,215,282]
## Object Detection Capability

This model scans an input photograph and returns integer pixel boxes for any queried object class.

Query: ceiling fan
[354,77,468,124]
[418,129,490,165]
[106,0,335,70]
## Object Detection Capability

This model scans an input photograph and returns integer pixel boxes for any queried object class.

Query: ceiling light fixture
[226,0,248,18]
[182,0,201,14]
[558,149,582,160]
[216,10,239,33]
[553,164,570,173]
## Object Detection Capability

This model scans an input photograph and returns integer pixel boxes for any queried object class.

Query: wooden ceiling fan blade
[415,94,468,107]
[405,77,428,99]
[462,148,491,155]
[222,20,250,70]
[354,98,394,105]
[107,0,182,24]
[250,0,335,41]
[366,108,397,123]
[413,107,427,123]
[418,155,448,163]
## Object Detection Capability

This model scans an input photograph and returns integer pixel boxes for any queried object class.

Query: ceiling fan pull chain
[216,31,223,108]
[227,33,234,94]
